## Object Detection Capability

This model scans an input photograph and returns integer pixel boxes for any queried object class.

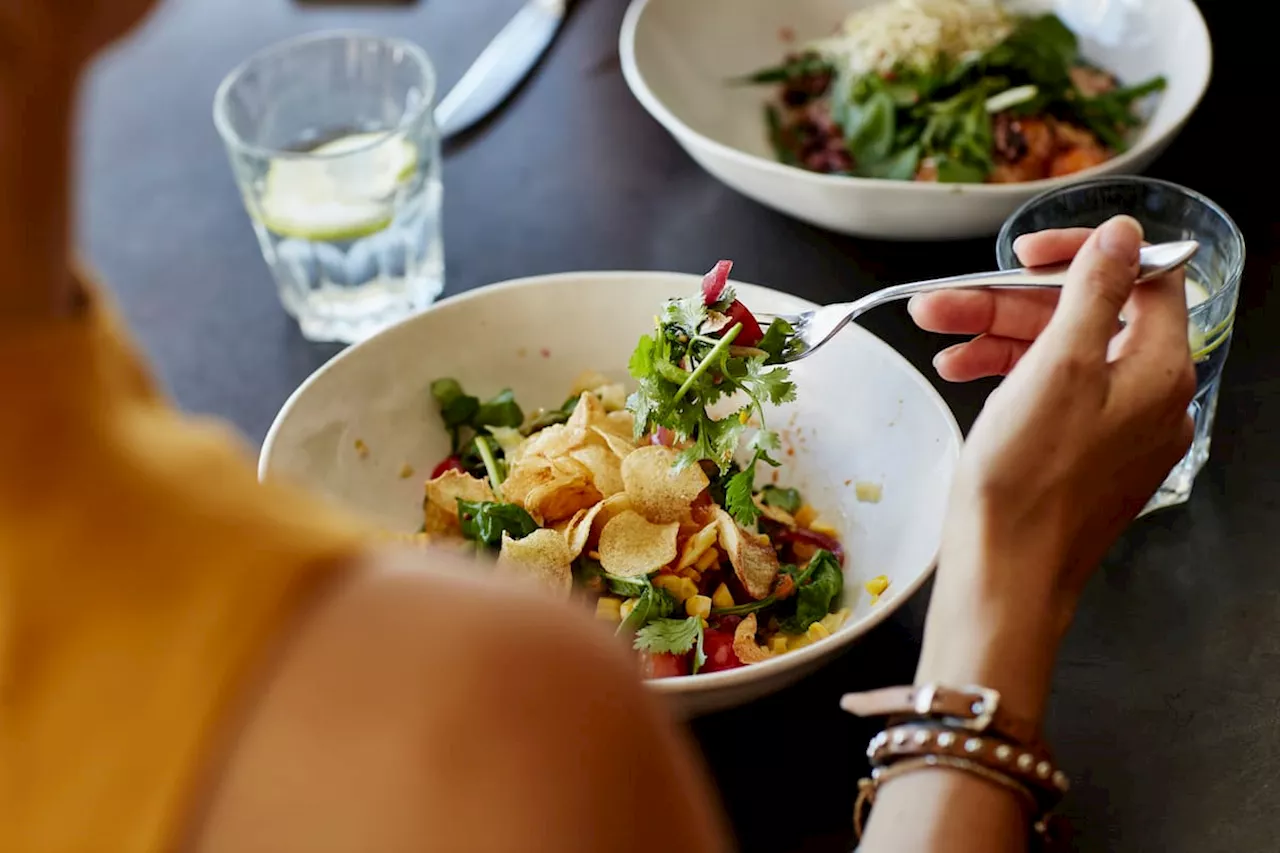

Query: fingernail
[907,295,922,317]
[1098,215,1143,262]
[1012,233,1030,254]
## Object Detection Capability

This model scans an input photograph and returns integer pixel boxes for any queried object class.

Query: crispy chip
[570,370,612,396]
[715,508,781,600]
[733,614,772,664]
[676,522,720,571]
[596,383,627,412]
[526,476,602,525]
[567,390,608,432]
[570,444,625,496]
[502,456,558,508]
[621,445,709,524]
[424,470,494,526]
[424,502,458,536]
[520,423,591,461]
[602,410,635,437]
[497,530,573,595]
[754,496,797,528]
[592,493,632,536]
[591,427,636,460]
[598,510,680,577]
[375,530,433,549]
[561,501,607,559]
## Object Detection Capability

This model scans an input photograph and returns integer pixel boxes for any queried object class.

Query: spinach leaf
[842,87,897,166]
[935,155,989,184]
[761,485,802,515]
[456,500,539,549]
[431,378,480,453]
[780,550,844,634]
[856,144,921,180]
[474,389,524,431]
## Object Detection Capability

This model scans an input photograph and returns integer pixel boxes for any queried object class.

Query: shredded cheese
[811,0,1015,76]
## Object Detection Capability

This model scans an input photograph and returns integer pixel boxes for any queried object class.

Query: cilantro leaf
[749,429,783,466]
[617,584,679,637]
[779,550,844,634]
[741,358,796,407]
[456,500,539,549]
[724,466,759,527]
[761,485,802,514]
[662,296,708,337]
[634,617,702,657]
[756,319,803,364]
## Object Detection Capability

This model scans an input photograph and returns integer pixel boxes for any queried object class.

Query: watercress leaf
[724,466,760,527]
[603,572,651,599]
[934,155,989,184]
[765,104,801,168]
[761,485,803,514]
[780,550,844,634]
[474,389,524,430]
[456,500,539,549]
[617,585,679,637]
[430,378,481,452]
[634,617,702,656]
[738,52,834,86]
[842,88,898,165]
[857,144,921,180]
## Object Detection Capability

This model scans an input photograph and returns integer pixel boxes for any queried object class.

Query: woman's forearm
[859,521,1070,853]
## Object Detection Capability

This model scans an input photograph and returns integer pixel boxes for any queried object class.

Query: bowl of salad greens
[620,0,1210,239]
[260,265,962,714]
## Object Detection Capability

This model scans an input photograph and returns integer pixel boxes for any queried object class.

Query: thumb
[1042,215,1143,358]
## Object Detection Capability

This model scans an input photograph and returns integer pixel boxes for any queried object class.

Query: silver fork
[755,241,1199,363]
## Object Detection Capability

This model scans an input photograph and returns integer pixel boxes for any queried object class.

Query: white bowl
[260,272,962,715]
[620,0,1212,240]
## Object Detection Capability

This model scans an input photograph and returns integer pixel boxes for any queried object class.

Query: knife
[435,0,569,139]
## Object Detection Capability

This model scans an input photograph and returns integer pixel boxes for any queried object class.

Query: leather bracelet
[867,722,1069,812]
[842,683,1042,749]
[854,754,1038,837]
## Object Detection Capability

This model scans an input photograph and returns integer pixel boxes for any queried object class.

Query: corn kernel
[794,504,818,529]
[595,597,623,623]
[677,566,702,583]
[809,520,839,537]
[788,634,813,652]
[686,594,713,620]
[398,463,415,479]
[768,636,790,655]
[653,574,699,604]
[739,410,751,425]
[807,622,832,643]
[695,548,720,572]
[619,597,639,621]
[354,438,370,459]
[855,481,884,504]
[711,582,735,610]
[819,608,851,634]
[865,575,890,598]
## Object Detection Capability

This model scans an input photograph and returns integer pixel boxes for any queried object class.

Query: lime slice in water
[1185,277,1215,361]
[257,132,417,242]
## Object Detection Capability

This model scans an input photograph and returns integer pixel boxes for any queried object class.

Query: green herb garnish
[456,500,539,549]
[634,617,706,673]
[760,485,803,515]
[779,550,844,634]
[617,583,679,637]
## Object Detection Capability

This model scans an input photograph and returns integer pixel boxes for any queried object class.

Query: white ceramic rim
[260,271,964,696]
[618,0,1213,197]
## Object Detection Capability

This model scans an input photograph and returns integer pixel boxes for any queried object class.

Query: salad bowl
[619,0,1212,240]
[260,271,962,715]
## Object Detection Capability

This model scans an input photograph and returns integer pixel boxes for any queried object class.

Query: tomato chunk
[701,260,733,305]
[700,628,744,673]
[430,456,466,479]
[641,652,691,679]
[724,300,764,348]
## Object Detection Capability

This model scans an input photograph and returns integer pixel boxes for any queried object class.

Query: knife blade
[434,0,568,139]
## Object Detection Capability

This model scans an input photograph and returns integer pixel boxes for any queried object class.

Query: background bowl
[260,272,962,715]
[620,0,1211,240]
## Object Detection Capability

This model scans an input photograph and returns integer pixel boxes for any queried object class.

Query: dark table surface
[83,1,1276,850]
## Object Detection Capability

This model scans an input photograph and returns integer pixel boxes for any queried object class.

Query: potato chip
[570,370,612,396]
[567,390,608,432]
[754,496,796,528]
[621,445,709,524]
[424,470,494,522]
[502,456,558,508]
[424,502,458,537]
[561,501,607,559]
[525,476,603,524]
[732,614,772,664]
[676,522,720,571]
[715,508,781,600]
[592,493,632,536]
[598,510,680,577]
[520,423,590,461]
[570,444,625,496]
[602,410,635,437]
[596,383,627,412]
[591,427,636,461]
[497,529,573,595]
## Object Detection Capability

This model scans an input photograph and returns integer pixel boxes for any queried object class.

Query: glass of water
[997,177,1246,515]
[214,32,444,343]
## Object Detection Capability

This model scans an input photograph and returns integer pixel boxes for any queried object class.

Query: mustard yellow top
[0,282,366,852]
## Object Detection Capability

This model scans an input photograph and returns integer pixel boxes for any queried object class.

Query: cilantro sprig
[626,286,800,527]
[634,617,707,674]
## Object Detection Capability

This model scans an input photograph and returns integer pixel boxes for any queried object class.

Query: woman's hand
[915,216,1196,726]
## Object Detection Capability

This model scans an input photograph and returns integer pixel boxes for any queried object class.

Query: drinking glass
[214,32,443,343]
[997,177,1246,514]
